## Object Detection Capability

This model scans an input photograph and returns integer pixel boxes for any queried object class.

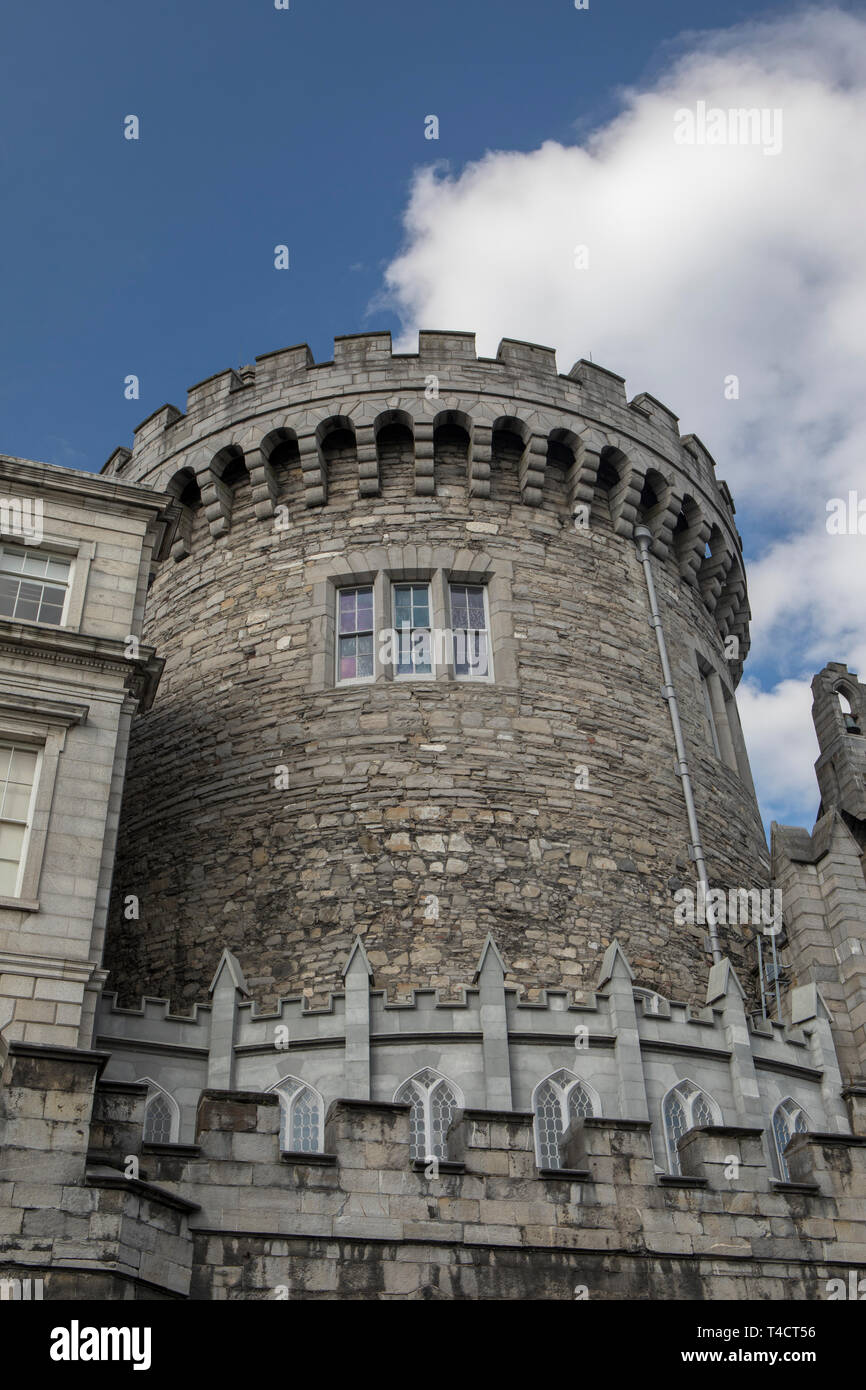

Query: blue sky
[0,0,804,467]
[2,0,865,832]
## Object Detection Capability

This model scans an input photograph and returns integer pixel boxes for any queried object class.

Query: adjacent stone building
[0,333,864,1300]
[0,454,171,1050]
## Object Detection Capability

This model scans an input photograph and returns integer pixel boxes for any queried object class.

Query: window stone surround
[308,545,517,691]
[0,695,89,909]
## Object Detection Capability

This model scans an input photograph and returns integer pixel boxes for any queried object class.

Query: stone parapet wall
[3,1039,863,1300]
[0,1042,198,1299]
[95,943,853,1176]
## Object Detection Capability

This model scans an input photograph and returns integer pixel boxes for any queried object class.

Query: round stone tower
[102,331,768,1012]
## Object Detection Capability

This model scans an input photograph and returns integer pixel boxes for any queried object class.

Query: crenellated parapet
[101,331,750,668]
[4,953,864,1300]
[95,938,854,1183]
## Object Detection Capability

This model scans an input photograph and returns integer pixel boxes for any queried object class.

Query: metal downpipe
[633,525,723,966]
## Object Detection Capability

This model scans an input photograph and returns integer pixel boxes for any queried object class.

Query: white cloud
[380,7,866,827]
[738,677,820,829]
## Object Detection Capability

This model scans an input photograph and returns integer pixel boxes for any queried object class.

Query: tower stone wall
[101,332,766,1014]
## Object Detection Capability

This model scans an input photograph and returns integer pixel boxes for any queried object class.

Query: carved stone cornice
[0,624,164,711]
[0,453,171,517]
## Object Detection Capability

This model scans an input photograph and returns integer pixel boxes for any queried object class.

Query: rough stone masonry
[101,330,766,1014]
[4,331,864,1302]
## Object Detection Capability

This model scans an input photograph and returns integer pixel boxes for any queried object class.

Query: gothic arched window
[269,1077,324,1153]
[772,1098,810,1181]
[836,687,862,735]
[532,1070,599,1169]
[138,1080,180,1145]
[393,1069,462,1162]
[662,1080,722,1175]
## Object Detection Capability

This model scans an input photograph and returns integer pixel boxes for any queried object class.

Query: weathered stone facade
[3,1040,865,1301]
[2,332,865,1301]
[101,332,766,1014]
[0,456,171,1050]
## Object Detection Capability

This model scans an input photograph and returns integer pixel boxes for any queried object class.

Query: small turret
[772,662,866,1099]
[813,663,866,833]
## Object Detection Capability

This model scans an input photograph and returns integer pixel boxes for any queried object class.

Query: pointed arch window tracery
[532,1070,599,1169]
[393,1069,462,1162]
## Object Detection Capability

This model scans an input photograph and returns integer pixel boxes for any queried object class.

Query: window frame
[393,1068,463,1163]
[268,1075,325,1154]
[391,580,435,680]
[0,699,88,912]
[0,544,73,628]
[694,650,755,786]
[448,579,494,683]
[699,668,722,758]
[307,548,516,693]
[335,583,376,687]
[138,1079,181,1145]
[0,535,93,633]
[772,1097,810,1182]
[532,1070,599,1169]
[0,741,43,901]
[662,1079,722,1175]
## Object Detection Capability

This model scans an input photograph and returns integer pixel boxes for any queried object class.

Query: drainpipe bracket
[661,684,675,701]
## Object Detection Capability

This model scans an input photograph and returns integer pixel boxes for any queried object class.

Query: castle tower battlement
[102,332,750,667]
[101,332,766,1018]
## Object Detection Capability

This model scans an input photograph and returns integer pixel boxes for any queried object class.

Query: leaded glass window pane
[664,1092,688,1175]
[395,1071,461,1162]
[428,1080,457,1159]
[144,1093,173,1144]
[773,1102,808,1181]
[290,1087,321,1153]
[274,1079,299,1149]
[534,1080,563,1169]
[567,1081,593,1124]
[395,1079,426,1160]
[692,1093,714,1128]
[773,1110,792,1178]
